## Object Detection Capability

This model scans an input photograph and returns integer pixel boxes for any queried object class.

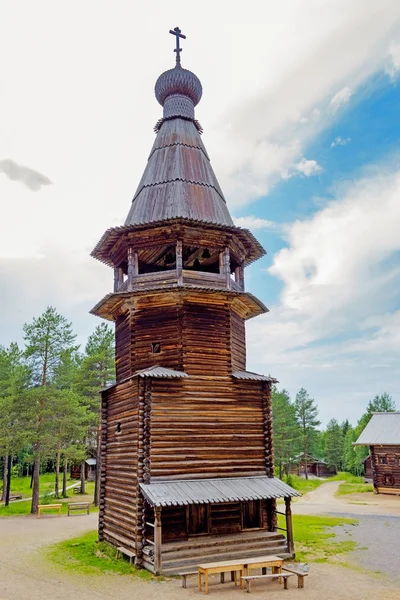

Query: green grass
[279,514,359,563]
[0,473,74,499]
[0,481,97,516]
[330,473,373,496]
[286,475,325,494]
[46,531,153,578]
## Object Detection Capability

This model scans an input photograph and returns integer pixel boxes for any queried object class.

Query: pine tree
[272,387,300,478]
[294,388,321,480]
[75,323,115,504]
[23,307,78,513]
[324,418,343,472]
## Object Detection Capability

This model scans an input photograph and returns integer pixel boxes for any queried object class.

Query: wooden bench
[179,570,197,588]
[37,504,62,518]
[241,573,294,593]
[282,566,309,588]
[67,502,90,516]
[115,546,136,566]
[9,494,22,501]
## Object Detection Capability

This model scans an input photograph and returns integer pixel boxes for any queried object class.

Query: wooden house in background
[288,453,336,478]
[361,455,373,483]
[70,458,97,481]
[354,412,400,495]
[90,29,299,575]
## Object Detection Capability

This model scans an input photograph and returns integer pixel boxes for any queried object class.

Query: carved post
[176,240,183,285]
[223,247,231,289]
[285,497,295,556]
[154,506,162,574]
[239,264,245,291]
[114,268,119,292]
[118,268,124,290]
[127,248,139,291]
[219,250,224,274]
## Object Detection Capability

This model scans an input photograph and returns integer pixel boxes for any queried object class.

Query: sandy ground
[1,484,400,600]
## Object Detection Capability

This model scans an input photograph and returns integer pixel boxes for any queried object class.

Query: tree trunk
[304,456,308,480]
[80,460,86,495]
[279,460,283,480]
[94,425,101,506]
[30,467,33,489]
[1,454,7,501]
[62,458,68,498]
[5,455,12,507]
[31,453,40,514]
[54,445,61,499]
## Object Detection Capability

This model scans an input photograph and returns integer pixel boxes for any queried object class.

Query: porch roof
[140,476,300,507]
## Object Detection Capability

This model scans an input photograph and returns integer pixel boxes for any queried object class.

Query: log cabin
[90,28,299,575]
[288,453,336,478]
[354,412,400,495]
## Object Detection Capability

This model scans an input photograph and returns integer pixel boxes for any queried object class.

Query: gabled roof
[354,412,400,446]
[125,118,234,228]
[140,476,300,507]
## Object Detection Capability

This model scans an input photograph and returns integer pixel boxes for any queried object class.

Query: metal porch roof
[353,412,400,446]
[140,476,300,507]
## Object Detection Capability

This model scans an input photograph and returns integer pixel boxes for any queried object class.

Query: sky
[1,0,400,425]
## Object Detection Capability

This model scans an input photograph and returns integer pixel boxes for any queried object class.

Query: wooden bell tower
[91,28,298,574]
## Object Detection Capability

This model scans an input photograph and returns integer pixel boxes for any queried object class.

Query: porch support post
[154,506,162,575]
[127,248,137,290]
[176,240,183,285]
[285,497,294,556]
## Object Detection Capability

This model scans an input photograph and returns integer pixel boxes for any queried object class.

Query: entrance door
[188,504,210,535]
[242,500,261,530]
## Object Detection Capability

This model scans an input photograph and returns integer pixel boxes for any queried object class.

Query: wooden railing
[118,268,244,292]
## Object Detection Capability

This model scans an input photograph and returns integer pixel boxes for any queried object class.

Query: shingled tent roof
[125,118,234,227]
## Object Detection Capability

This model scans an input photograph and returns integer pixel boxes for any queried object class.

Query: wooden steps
[154,531,289,575]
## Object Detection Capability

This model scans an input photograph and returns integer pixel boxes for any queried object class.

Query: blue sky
[1,1,400,425]
[243,70,400,305]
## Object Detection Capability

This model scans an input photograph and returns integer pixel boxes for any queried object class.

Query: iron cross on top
[169,26,186,61]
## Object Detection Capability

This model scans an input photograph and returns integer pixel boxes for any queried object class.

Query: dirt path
[1,513,399,600]
[293,480,400,516]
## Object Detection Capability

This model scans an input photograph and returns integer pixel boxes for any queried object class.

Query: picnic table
[198,559,245,594]
[197,555,285,594]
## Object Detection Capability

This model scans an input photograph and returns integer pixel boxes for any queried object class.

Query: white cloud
[295,157,322,176]
[329,86,352,112]
[331,136,351,148]
[233,216,276,230]
[386,41,400,80]
[246,164,400,423]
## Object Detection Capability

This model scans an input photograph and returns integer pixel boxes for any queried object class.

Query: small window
[151,342,161,354]
[116,422,121,434]
[379,455,387,465]
[383,473,394,486]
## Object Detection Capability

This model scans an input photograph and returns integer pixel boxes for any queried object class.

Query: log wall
[100,379,140,552]
[149,377,268,480]
[370,444,400,493]
[230,309,246,371]
[115,313,131,381]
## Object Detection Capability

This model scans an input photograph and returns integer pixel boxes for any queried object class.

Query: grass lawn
[286,475,325,494]
[46,531,153,578]
[1,472,74,499]
[331,472,373,496]
[279,513,359,563]
[0,481,97,516]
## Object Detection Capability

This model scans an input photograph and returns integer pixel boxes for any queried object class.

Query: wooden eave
[90,286,268,322]
[91,219,266,268]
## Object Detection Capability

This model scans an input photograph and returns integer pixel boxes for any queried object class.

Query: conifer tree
[294,388,321,479]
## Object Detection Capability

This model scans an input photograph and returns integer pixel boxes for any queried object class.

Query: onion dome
[154,27,203,121]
